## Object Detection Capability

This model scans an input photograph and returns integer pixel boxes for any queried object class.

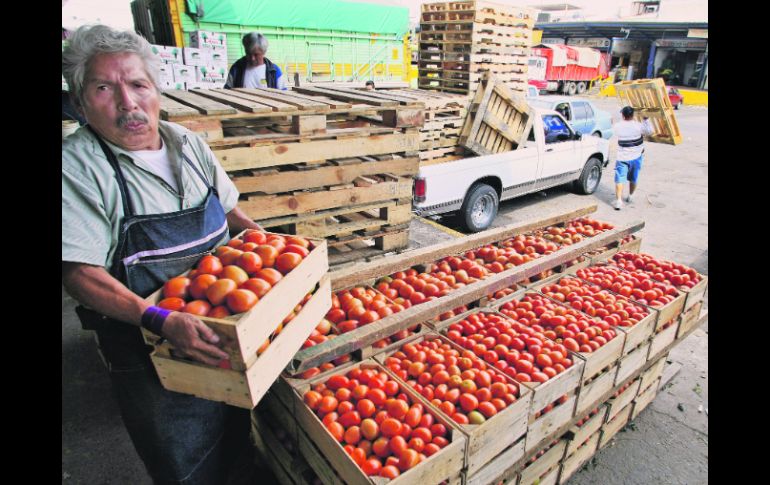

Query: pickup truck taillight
[414,177,426,202]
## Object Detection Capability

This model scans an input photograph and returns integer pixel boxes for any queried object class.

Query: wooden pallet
[614,78,682,145]
[238,174,413,221]
[459,72,533,155]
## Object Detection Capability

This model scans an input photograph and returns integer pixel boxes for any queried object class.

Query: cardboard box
[160,81,186,91]
[189,30,227,50]
[182,47,208,66]
[187,81,225,90]
[172,64,197,84]
[151,44,182,64]
[208,49,228,65]
[158,64,175,84]
[196,65,228,83]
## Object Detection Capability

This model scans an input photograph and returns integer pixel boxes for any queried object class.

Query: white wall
[62,0,134,31]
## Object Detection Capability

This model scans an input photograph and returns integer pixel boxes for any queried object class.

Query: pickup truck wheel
[574,157,603,195]
[461,184,499,232]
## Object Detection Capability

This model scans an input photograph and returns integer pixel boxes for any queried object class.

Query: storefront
[650,38,708,88]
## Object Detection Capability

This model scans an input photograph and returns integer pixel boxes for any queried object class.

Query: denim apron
[75,127,251,484]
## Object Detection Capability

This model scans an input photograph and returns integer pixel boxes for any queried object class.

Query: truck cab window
[555,103,571,120]
[543,114,572,144]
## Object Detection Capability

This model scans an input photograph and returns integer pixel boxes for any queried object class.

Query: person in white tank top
[611,106,653,210]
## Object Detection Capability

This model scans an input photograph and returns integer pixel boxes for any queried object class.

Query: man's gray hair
[62,24,160,108]
[243,32,269,54]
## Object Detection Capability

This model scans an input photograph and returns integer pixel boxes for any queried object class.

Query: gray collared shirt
[62,120,238,269]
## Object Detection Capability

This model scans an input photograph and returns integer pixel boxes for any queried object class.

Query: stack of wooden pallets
[418,0,536,95]
[614,78,683,145]
[385,88,475,165]
[160,86,425,265]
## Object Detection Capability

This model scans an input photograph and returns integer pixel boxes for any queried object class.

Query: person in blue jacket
[225,32,287,90]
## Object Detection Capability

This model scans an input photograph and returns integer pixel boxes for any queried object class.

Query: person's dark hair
[365,80,375,87]
[621,106,634,119]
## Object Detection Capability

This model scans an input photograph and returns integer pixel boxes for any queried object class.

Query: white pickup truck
[413,108,610,232]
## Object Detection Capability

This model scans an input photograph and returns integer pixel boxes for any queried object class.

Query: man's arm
[62,262,229,365]
[227,206,262,233]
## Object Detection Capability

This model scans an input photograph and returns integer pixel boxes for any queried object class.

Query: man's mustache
[117,113,149,128]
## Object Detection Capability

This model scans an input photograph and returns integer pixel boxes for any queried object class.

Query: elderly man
[224,32,287,90]
[62,25,261,484]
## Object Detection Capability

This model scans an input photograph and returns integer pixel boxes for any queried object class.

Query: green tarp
[187,0,409,36]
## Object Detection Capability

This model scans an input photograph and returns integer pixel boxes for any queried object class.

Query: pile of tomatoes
[443,312,576,384]
[609,252,702,290]
[326,286,407,334]
[575,265,680,308]
[532,217,614,247]
[158,230,312,318]
[303,367,451,478]
[537,276,651,328]
[496,293,618,354]
[382,338,521,426]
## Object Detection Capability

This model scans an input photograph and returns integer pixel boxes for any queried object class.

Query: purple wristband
[141,306,171,336]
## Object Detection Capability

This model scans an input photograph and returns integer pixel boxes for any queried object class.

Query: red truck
[528,44,610,95]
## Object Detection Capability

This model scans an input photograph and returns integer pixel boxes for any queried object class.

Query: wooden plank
[526,394,577,452]
[232,88,331,110]
[208,88,300,112]
[259,199,410,229]
[329,203,599,290]
[214,132,420,171]
[240,178,412,220]
[232,157,418,195]
[280,88,354,109]
[606,378,642,423]
[161,90,238,115]
[559,431,601,484]
[518,440,567,485]
[291,114,327,135]
[189,89,276,113]
[318,87,426,106]
[464,437,526,485]
[292,86,399,107]
[564,406,609,457]
[615,341,651,386]
[574,365,618,417]
[631,376,661,420]
[599,403,633,449]
[160,95,201,119]
[649,319,679,359]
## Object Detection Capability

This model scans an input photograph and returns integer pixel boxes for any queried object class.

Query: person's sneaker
[625,194,633,203]
[613,199,623,210]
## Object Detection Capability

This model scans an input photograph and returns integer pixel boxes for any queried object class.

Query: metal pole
[646,41,657,78]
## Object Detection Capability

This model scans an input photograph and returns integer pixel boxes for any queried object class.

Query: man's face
[247,47,265,67]
[80,52,161,151]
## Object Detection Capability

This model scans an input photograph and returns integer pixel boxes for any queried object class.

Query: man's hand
[161,313,230,366]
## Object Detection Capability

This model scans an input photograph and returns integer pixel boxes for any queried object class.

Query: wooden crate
[677,300,704,339]
[459,72,534,155]
[150,275,331,409]
[682,273,708,312]
[462,436,526,485]
[648,319,679,361]
[142,231,330,369]
[614,78,682,145]
[558,429,601,484]
[289,361,467,485]
[631,376,661,420]
[563,406,609,457]
[617,235,642,254]
[615,341,651,386]
[372,332,532,476]
[529,273,658,357]
[526,393,577,453]
[260,393,349,485]
[638,353,667,394]
[574,365,617,417]
[605,378,642,423]
[517,440,567,485]
[251,410,319,485]
[598,402,633,449]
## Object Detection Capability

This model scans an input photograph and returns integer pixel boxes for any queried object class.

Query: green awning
[187,0,409,36]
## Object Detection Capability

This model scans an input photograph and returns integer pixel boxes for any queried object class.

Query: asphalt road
[62,96,707,485]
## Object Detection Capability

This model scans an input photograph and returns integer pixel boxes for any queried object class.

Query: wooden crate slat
[189,89,278,113]
[160,95,201,119]
[161,90,238,115]
[292,86,399,107]
[233,88,332,110]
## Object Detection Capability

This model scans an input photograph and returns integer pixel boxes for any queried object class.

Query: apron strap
[87,125,136,217]
[181,150,217,194]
